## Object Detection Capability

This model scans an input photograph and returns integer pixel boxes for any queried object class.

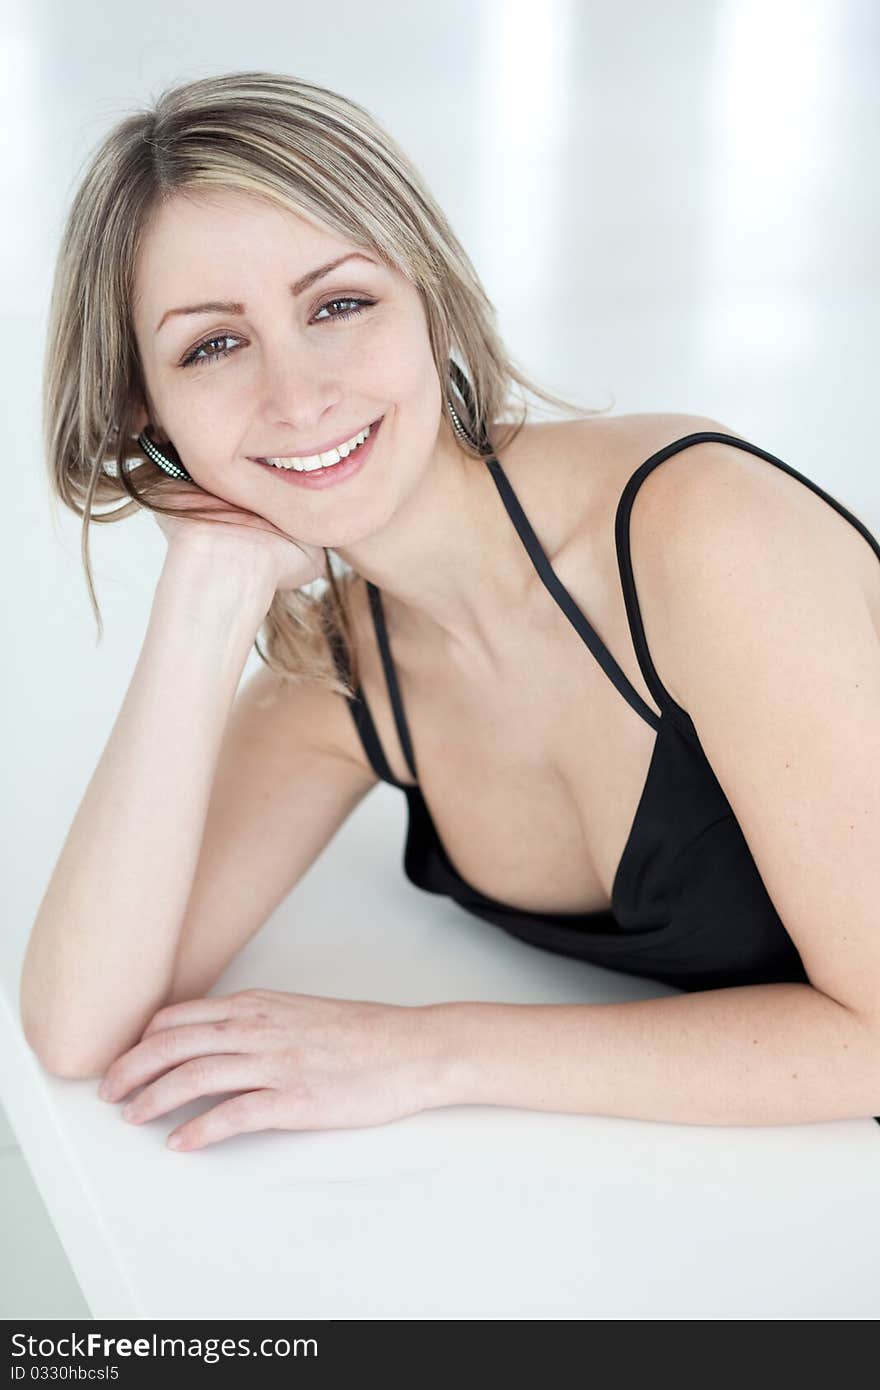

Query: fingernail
[98,1079,112,1100]
[167,1133,183,1149]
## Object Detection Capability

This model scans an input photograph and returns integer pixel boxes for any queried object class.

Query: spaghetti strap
[366,581,420,783]
[310,428,880,999]
[614,430,880,734]
[321,600,410,789]
[483,454,661,732]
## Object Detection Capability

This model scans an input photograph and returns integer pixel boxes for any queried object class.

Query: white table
[3,786,879,1320]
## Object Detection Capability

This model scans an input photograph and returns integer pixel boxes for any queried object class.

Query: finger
[167,1090,280,1152]
[140,994,243,1040]
[120,1054,271,1125]
[100,1020,254,1102]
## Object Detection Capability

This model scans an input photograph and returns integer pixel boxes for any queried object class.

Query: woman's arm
[19,548,274,1074]
[425,983,880,1125]
[86,978,878,1149]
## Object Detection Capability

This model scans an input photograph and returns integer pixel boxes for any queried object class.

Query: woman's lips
[251,416,383,490]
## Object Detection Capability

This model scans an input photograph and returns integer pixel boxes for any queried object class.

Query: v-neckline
[359,445,672,920]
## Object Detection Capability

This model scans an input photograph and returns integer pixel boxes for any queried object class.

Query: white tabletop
[3,785,879,1320]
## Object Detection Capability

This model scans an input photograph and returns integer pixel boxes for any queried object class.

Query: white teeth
[264,424,370,471]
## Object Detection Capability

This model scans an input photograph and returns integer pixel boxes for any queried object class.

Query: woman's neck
[334,421,538,666]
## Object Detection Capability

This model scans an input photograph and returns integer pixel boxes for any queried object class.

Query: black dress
[324,431,880,998]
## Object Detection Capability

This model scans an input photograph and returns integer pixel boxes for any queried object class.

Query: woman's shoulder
[531,409,726,478]
[497,410,721,559]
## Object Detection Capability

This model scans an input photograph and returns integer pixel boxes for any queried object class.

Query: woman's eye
[312,296,375,323]
[180,335,241,369]
[179,298,375,369]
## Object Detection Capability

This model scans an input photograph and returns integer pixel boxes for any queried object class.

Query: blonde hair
[43,70,612,697]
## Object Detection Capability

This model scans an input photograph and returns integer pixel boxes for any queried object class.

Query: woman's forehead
[131,194,388,330]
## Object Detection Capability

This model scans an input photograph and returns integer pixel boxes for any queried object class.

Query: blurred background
[1,0,878,1317]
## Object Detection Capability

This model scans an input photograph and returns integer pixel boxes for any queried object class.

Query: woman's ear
[130,382,168,442]
[129,407,171,446]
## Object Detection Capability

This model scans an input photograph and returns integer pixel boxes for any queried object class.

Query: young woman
[21,71,880,1147]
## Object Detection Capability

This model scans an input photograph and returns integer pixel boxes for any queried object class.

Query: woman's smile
[249,414,384,489]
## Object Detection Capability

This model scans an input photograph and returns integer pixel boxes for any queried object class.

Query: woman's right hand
[148,479,327,595]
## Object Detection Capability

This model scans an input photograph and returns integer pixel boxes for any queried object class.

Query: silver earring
[446,395,477,448]
[446,358,493,456]
[136,429,194,482]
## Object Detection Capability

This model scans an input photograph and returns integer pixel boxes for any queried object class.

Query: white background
[2,0,878,1319]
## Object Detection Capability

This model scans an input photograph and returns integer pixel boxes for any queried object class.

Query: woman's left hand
[96,989,450,1151]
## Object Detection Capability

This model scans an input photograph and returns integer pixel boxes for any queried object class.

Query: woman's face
[131,187,442,545]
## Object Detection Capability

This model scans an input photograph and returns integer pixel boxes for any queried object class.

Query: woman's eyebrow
[154,252,379,333]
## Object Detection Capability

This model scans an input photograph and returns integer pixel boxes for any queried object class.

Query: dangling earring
[136,427,194,482]
[446,394,475,449]
[445,358,493,456]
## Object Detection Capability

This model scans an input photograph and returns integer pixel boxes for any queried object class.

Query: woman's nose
[260,354,344,430]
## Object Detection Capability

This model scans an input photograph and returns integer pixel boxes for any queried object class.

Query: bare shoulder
[603,410,752,540]
[514,409,739,492]
[502,410,738,555]
[617,414,880,609]
[558,409,747,493]
[611,415,880,707]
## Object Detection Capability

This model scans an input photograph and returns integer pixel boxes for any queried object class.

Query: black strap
[325,428,880,783]
[366,581,419,782]
[483,453,662,732]
[614,429,880,735]
[321,600,410,789]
